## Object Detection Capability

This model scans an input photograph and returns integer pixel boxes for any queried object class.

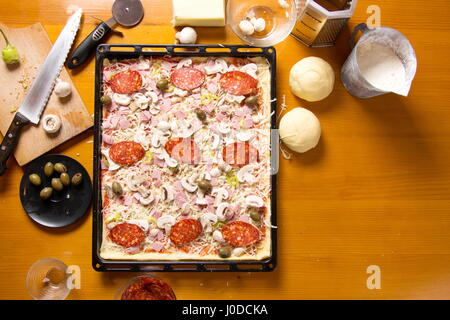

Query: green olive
[197,179,212,193]
[102,155,110,168]
[54,163,67,174]
[51,178,64,191]
[218,246,232,258]
[40,187,53,200]
[28,174,41,186]
[44,162,54,177]
[60,173,70,186]
[250,211,261,221]
[244,95,258,107]
[100,95,111,105]
[156,79,169,91]
[169,166,179,175]
[71,173,83,186]
[112,182,123,196]
[195,109,207,122]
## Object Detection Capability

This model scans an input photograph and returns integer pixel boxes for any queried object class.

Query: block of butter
[172,0,225,27]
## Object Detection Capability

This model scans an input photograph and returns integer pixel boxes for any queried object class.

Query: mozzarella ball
[279,107,321,153]
[289,57,335,102]
[239,20,254,36]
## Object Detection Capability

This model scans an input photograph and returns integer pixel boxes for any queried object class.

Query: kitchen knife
[0,9,83,176]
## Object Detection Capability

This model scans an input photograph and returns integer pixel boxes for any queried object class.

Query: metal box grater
[291,0,358,47]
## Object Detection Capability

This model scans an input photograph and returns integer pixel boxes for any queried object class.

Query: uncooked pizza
[99,55,272,260]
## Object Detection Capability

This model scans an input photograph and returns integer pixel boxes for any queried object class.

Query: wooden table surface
[1,0,450,300]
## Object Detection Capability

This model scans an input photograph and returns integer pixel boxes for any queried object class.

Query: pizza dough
[279,107,321,153]
[289,57,335,102]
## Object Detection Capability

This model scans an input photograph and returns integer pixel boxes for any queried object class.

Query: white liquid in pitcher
[357,42,407,95]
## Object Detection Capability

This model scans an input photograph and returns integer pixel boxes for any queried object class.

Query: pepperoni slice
[222,221,261,247]
[170,67,205,90]
[109,141,145,166]
[121,278,176,300]
[165,138,200,164]
[222,142,259,167]
[109,70,142,94]
[109,223,145,248]
[219,71,258,95]
[170,219,203,245]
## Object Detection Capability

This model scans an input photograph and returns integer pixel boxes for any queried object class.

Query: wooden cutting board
[0,23,93,166]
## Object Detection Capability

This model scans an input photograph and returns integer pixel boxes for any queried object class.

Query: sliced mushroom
[210,133,221,149]
[161,185,174,202]
[213,230,225,243]
[245,195,264,208]
[212,188,229,207]
[127,173,141,192]
[218,123,231,135]
[204,58,228,75]
[218,162,232,173]
[112,93,131,106]
[216,202,231,221]
[157,215,176,233]
[195,192,208,205]
[210,167,222,177]
[103,149,121,171]
[149,104,161,115]
[236,130,254,142]
[157,121,171,132]
[240,63,258,79]
[232,247,246,257]
[176,58,192,69]
[164,154,178,168]
[133,93,150,109]
[181,178,198,193]
[200,212,218,232]
[225,93,245,104]
[151,134,162,148]
[237,164,256,184]
[128,219,150,232]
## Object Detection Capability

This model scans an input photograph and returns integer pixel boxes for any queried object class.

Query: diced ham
[216,112,226,122]
[205,195,215,206]
[152,169,162,180]
[207,81,218,94]
[174,110,186,120]
[123,195,134,206]
[125,246,141,254]
[152,241,164,252]
[139,111,152,122]
[210,178,218,186]
[154,156,165,168]
[153,211,162,219]
[239,215,250,223]
[102,133,114,145]
[175,192,188,207]
[157,230,164,241]
[160,98,172,112]
[151,116,160,127]
[118,116,131,129]
[243,115,253,129]
[173,181,183,192]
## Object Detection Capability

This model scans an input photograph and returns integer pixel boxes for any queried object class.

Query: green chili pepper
[0,29,20,65]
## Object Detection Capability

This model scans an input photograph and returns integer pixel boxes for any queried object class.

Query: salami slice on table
[109,223,145,248]
[219,71,258,95]
[170,67,205,90]
[222,142,259,167]
[170,219,203,245]
[222,221,260,247]
[109,70,142,94]
[121,277,176,300]
[109,141,145,166]
[165,138,200,164]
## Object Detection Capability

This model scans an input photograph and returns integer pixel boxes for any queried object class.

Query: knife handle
[0,112,30,176]
[68,22,112,69]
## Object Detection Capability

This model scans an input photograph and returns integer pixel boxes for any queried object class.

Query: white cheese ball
[289,57,335,102]
[279,107,321,153]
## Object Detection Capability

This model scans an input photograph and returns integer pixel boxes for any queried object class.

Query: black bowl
[20,154,92,228]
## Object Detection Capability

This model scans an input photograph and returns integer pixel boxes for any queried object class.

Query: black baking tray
[92,44,278,272]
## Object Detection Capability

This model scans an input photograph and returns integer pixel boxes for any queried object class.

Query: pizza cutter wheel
[68,0,144,69]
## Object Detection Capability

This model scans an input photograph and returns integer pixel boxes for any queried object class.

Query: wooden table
[1,0,450,300]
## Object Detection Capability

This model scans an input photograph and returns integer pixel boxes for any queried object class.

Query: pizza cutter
[68,0,144,69]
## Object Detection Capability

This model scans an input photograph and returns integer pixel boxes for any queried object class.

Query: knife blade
[0,9,82,176]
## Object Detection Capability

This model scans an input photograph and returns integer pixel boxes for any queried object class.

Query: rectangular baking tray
[92,44,278,272]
